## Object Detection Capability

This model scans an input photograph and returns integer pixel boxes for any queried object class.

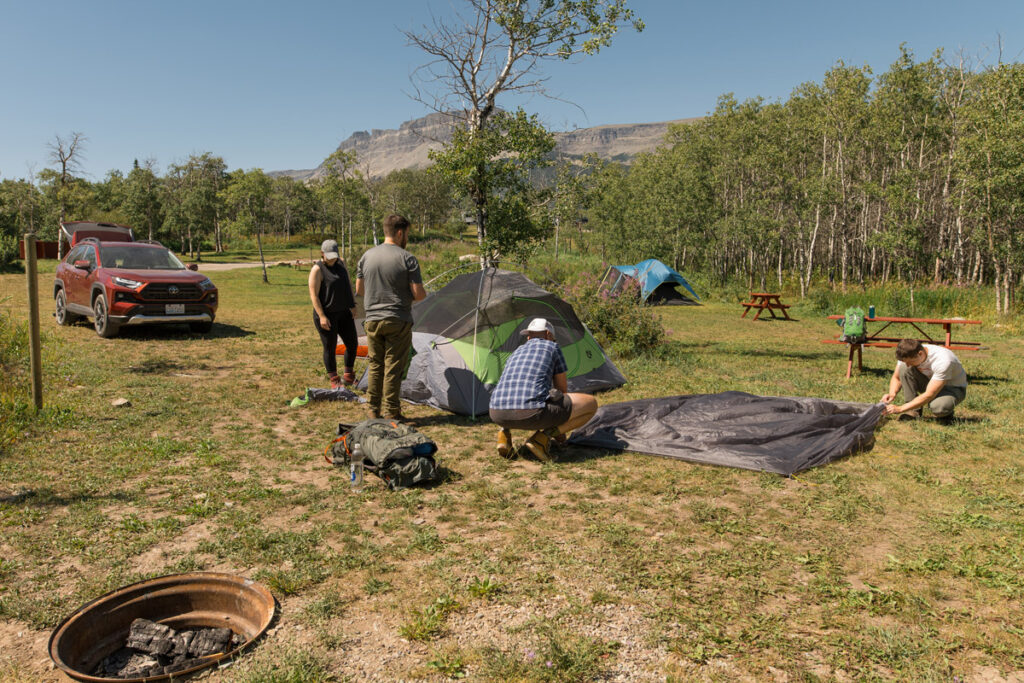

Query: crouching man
[489,318,598,461]
[881,339,967,422]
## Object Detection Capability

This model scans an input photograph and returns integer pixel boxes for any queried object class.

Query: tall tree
[406,0,643,263]
[47,132,87,257]
[124,160,164,241]
[220,168,273,283]
[164,153,227,259]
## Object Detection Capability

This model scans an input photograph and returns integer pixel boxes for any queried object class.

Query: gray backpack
[329,419,440,490]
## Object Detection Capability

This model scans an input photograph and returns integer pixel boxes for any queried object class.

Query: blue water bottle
[868,305,875,319]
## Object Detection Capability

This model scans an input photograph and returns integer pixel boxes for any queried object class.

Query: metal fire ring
[48,572,277,682]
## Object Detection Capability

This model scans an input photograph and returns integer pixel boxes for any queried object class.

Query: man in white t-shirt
[881,339,968,420]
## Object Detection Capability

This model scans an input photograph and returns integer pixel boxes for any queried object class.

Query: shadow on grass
[551,445,618,465]
[967,373,1010,385]
[720,347,835,361]
[946,415,988,425]
[113,322,255,340]
[0,488,132,506]
[852,366,890,378]
[404,414,480,429]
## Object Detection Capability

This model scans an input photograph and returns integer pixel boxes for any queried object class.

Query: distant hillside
[273,112,699,181]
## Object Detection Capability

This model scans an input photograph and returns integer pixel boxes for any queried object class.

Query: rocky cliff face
[274,113,698,181]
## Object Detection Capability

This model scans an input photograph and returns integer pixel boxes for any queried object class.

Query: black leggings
[313,310,358,374]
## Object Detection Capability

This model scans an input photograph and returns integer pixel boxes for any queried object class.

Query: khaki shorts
[489,389,572,431]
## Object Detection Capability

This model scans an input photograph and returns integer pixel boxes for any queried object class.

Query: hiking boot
[386,412,407,423]
[497,428,514,458]
[936,413,955,426]
[368,405,382,420]
[342,368,356,386]
[328,372,343,390]
[897,410,921,421]
[523,430,554,462]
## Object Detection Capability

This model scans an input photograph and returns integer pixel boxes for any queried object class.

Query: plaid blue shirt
[489,338,568,410]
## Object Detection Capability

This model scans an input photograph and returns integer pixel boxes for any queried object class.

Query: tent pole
[469,268,488,420]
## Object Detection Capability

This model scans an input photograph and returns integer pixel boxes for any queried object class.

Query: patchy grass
[1,255,1023,681]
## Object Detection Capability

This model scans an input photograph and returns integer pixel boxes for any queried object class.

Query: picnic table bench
[823,315,982,378]
[740,292,792,321]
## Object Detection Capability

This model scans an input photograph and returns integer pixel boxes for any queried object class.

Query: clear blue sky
[2,0,1022,181]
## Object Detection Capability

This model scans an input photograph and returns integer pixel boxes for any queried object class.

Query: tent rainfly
[568,391,885,475]
[601,258,700,305]
[360,268,627,416]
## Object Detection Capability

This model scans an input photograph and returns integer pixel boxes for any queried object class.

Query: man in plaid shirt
[489,318,598,461]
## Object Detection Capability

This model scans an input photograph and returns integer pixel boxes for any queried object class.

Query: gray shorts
[490,389,572,431]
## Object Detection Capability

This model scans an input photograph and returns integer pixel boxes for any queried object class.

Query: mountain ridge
[272,112,699,180]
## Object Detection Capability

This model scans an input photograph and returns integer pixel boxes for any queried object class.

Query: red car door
[68,245,97,307]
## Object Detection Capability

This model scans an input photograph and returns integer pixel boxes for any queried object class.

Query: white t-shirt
[898,344,968,388]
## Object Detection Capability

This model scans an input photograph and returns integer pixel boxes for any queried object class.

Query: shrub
[0,234,21,273]
[558,272,664,358]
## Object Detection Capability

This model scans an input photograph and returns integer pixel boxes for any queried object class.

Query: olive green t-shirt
[356,243,422,323]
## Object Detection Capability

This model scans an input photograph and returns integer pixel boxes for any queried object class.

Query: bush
[0,234,21,273]
[558,272,664,358]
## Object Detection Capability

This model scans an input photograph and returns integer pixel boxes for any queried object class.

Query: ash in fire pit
[93,619,246,679]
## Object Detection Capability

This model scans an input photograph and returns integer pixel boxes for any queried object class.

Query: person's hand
[881,392,895,404]
[319,314,330,330]
[884,403,901,415]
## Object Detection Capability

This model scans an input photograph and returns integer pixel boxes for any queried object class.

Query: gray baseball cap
[321,239,339,259]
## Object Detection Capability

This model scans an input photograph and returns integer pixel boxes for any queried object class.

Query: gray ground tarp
[567,391,885,475]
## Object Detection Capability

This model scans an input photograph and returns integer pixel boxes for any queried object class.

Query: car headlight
[112,276,143,290]
[198,278,216,292]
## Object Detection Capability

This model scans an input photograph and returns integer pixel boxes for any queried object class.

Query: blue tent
[602,259,700,305]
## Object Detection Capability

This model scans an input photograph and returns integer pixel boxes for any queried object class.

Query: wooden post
[24,234,43,410]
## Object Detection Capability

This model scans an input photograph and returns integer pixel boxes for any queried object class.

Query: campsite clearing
[2,264,1023,681]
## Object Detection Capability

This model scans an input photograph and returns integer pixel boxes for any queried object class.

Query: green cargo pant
[899,364,966,417]
[364,318,413,417]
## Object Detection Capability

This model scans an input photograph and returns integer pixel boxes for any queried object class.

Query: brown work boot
[328,372,343,389]
[342,368,356,386]
[496,428,513,458]
[523,430,554,462]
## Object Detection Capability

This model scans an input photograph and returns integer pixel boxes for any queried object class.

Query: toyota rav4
[53,238,218,337]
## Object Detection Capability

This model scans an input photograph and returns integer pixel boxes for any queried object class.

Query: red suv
[53,238,218,337]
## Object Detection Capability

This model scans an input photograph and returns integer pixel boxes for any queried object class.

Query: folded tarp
[567,391,885,475]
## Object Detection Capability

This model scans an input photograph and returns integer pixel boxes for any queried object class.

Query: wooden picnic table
[823,315,982,378]
[740,292,792,321]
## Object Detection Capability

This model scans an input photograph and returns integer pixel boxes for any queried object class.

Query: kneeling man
[489,318,598,461]
[882,339,967,421]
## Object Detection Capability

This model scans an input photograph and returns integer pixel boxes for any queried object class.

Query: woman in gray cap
[309,239,358,387]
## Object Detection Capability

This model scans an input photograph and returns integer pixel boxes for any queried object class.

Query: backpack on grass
[840,306,867,344]
[328,419,440,490]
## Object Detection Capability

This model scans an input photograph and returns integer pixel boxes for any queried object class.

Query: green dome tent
[360,268,626,416]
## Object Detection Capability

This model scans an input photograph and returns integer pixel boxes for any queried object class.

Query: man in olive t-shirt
[355,214,427,419]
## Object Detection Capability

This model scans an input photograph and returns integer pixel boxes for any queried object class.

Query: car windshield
[100,245,186,270]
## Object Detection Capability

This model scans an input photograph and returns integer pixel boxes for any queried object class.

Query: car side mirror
[186,263,199,271]
[73,259,91,270]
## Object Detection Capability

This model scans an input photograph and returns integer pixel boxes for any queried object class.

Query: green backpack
[330,419,440,490]
[840,306,867,344]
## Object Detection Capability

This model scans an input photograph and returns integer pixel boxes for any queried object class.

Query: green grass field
[1,259,1023,682]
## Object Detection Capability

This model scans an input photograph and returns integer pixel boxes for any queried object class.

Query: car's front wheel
[93,294,119,338]
[55,289,79,326]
